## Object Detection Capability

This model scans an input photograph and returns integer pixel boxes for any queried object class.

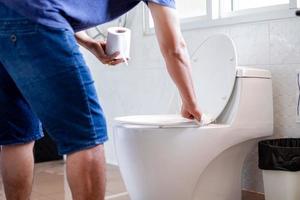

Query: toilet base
[192,139,258,200]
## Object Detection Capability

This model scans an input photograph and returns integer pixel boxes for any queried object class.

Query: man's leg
[0,6,108,199]
[66,144,106,200]
[0,142,35,200]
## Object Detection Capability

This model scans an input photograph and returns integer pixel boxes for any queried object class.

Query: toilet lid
[191,34,237,122]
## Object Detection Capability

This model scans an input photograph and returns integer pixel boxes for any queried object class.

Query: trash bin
[259,138,300,200]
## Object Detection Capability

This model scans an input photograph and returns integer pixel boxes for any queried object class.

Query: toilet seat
[115,114,201,127]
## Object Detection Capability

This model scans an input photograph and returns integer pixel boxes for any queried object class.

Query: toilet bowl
[113,35,273,200]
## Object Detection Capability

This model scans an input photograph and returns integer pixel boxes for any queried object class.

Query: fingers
[100,41,106,49]
[93,41,121,64]
[107,59,125,66]
[91,41,129,65]
[181,110,194,120]
[181,105,202,122]
[192,110,202,122]
[100,52,121,64]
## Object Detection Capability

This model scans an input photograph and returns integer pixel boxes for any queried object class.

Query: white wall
[81,3,300,192]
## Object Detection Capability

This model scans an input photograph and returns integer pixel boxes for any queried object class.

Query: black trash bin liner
[259,138,300,172]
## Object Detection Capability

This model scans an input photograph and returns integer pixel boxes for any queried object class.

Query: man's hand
[75,31,125,66]
[181,103,202,122]
[88,40,125,65]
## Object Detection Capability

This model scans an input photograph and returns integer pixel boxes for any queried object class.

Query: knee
[67,144,105,166]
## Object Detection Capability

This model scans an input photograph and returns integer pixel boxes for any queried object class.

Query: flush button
[10,34,17,42]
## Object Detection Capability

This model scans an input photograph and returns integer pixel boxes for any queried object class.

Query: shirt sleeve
[143,0,176,9]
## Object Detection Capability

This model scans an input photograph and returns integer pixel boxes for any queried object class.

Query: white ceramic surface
[115,114,213,127]
[114,72,274,200]
[236,66,272,78]
[115,114,197,126]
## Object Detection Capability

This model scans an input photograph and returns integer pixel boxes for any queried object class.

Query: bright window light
[176,0,207,19]
[233,0,289,11]
[144,0,297,33]
[147,0,207,28]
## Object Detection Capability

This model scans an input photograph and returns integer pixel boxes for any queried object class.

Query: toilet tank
[218,67,273,136]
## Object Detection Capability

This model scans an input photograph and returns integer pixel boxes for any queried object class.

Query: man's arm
[148,2,201,121]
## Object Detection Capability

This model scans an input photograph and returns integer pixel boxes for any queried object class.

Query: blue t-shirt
[0,0,175,32]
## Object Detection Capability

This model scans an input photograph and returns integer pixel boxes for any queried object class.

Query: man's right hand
[181,102,202,122]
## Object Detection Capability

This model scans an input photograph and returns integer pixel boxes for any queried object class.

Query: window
[146,0,207,28]
[233,0,289,11]
[176,0,207,19]
[144,0,298,34]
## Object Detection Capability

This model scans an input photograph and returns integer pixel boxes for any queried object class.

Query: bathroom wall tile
[270,18,300,65]
[270,64,300,137]
[229,22,270,66]
[247,64,300,137]
[126,4,165,69]
[130,33,165,69]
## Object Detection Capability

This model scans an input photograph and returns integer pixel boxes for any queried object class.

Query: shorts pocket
[0,19,38,36]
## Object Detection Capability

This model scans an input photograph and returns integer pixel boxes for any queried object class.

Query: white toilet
[113,35,273,200]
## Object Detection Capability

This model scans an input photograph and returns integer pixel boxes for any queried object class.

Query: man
[0,0,201,199]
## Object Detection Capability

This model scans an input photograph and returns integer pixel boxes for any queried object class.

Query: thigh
[0,62,43,145]
[0,14,108,154]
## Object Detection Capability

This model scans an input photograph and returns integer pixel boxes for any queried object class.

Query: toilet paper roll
[106,27,131,61]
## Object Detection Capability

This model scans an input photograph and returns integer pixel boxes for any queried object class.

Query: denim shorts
[0,4,108,155]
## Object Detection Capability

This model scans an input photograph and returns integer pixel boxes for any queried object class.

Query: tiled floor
[0,161,129,200]
[0,161,264,200]
[242,191,265,200]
